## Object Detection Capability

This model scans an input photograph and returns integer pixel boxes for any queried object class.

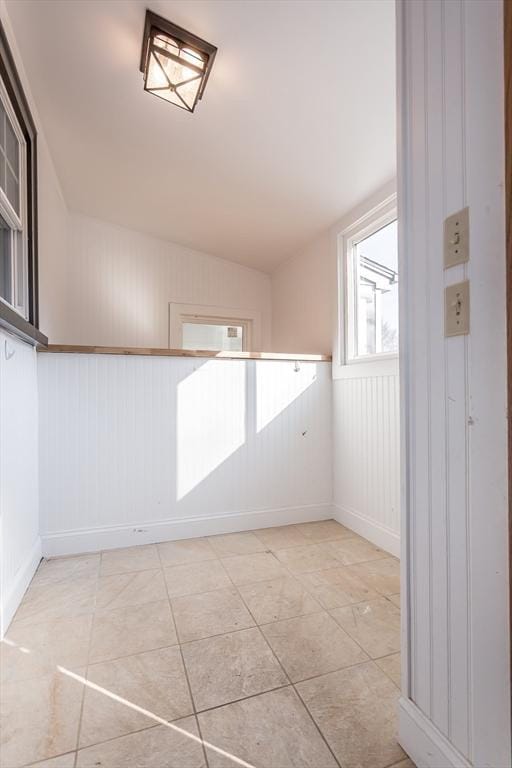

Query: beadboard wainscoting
[38,353,333,556]
[0,331,41,635]
[398,1,510,766]
[333,369,400,557]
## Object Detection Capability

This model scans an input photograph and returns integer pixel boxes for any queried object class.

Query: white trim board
[1,536,41,637]
[41,504,334,557]
[333,504,400,557]
[399,698,472,768]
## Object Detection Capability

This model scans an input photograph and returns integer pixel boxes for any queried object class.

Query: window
[0,85,27,317]
[169,302,261,353]
[342,200,398,364]
[0,24,43,345]
[181,317,248,352]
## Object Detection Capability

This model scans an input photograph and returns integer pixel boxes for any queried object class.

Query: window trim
[0,22,46,347]
[168,301,262,352]
[333,193,398,379]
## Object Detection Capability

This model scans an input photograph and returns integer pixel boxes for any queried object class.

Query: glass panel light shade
[140,12,217,113]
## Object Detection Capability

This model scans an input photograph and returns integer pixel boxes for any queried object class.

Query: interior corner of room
[0,1,510,768]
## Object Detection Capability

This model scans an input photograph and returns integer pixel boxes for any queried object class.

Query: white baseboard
[41,503,334,557]
[1,537,42,637]
[333,503,400,557]
[399,697,471,768]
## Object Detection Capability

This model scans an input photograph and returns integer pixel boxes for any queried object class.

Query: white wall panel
[62,214,272,351]
[38,353,332,554]
[0,331,40,634]
[398,2,510,766]
[333,370,400,556]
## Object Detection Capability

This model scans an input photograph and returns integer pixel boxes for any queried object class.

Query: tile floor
[0,520,411,768]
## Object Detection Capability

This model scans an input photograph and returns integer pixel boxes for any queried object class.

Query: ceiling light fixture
[140,10,217,113]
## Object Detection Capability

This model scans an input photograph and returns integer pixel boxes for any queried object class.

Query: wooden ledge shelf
[39,344,332,362]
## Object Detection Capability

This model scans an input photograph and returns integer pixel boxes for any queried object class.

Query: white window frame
[168,302,262,352]
[0,73,27,320]
[333,193,398,379]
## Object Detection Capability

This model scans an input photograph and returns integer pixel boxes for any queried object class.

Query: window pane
[6,166,18,212]
[355,219,398,356]
[182,322,244,352]
[5,113,19,176]
[0,215,12,305]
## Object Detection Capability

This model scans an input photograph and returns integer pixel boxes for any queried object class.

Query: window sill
[0,301,47,347]
[332,355,398,379]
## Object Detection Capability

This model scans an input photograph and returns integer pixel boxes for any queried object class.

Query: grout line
[73,599,97,767]
[157,543,211,768]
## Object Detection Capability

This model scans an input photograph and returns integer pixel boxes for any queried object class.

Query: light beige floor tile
[95,569,167,612]
[208,531,266,557]
[33,554,100,585]
[172,588,254,643]
[0,669,85,767]
[296,520,354,542]
[274,544,341,574]
[348,557,400,596]
[238,576,322,624]
[297,662,405,768]
[253,525,310,551]
[27,752,77,767]
[261,611,368,682]
[182,626,288,710]
[376,652,401,688]
[388,593,401,608]
[325,536,387,565]
[198,686,338,768]
[89,599,177,663]
[79,646,193,747]
[76,718,206,767]
[298,566,380,609]
[220,552,286,585]
[13,577,97,626]
[330,597,400,658]
[1,614,92,684]
[164,560,231,598]
[389,759,416,768]
[157,538,217,567]
[100,545,160,576]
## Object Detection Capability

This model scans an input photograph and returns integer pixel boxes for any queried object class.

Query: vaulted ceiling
[6,0,396,271]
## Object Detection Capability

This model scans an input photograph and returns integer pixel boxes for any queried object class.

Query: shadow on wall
[176,359,317,501]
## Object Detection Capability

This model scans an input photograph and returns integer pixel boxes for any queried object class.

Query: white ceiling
[6,0,396,272]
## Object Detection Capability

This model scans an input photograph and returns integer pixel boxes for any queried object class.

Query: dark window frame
[0,22,46,346]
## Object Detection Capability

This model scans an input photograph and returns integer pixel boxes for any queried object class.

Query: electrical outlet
[444,207,469,268]
[445,280,470,336]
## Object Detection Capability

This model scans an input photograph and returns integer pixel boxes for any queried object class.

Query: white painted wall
[37,136,69,343]
[333,369,400,556]
[38,352,333,556]
[271,232,334,355]
[270,181,400,556]
[61,214,272,351]
[397,2,510,767]
[0,330,40,634]
[0,3,69,633]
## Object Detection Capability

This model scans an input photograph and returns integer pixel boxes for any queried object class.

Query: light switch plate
[444,207,469,268]
[445,280,470,336]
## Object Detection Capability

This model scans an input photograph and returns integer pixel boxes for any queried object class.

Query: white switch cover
[445,280,470,336]
[444,207,469,268]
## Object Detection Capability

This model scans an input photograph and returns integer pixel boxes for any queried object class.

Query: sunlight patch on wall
[256,361,317,432]
[177,360,246,500]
